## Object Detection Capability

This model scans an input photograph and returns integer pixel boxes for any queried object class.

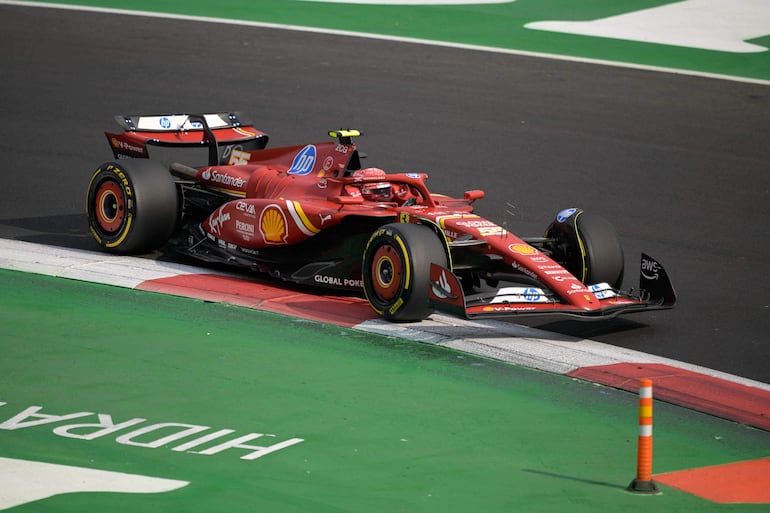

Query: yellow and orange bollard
[628,378,660,494]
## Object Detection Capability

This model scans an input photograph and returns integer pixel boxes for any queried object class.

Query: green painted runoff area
[22,0,770,82]
[1,269,769,512]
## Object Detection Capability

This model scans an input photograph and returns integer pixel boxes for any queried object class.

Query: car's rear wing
[105,112,269,165]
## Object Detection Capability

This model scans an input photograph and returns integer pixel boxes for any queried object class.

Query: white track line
[1,0,769,86]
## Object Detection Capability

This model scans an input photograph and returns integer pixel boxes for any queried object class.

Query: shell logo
[509,243,538,255]
[260,205,288,244]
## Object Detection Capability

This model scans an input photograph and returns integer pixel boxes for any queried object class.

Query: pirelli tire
[86,160,179,254]
[545,208,625,289]
[362,222,448,322]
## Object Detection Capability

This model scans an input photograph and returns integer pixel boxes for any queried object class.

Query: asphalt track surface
[0,4,768,385]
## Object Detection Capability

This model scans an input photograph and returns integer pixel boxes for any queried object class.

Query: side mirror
[463,190,485,203]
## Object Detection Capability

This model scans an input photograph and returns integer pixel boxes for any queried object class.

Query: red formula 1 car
[87,112,676,321]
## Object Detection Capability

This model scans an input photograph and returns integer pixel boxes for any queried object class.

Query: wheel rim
[371,244,403,301]
[94,180,126,234]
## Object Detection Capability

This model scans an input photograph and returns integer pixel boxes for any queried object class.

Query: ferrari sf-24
[86,112,676,322]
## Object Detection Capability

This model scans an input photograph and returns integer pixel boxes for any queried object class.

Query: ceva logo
[288,145,316,175]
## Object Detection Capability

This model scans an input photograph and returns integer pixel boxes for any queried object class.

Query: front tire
[86,160,179,254]
[545,208,624,289]
[362,223,448,321]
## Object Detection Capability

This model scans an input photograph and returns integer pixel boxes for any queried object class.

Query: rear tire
[86,160,179,254]
[545,209,624,289]
[362,223,448,321]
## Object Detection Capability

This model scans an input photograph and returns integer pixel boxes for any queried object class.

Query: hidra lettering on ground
[0,402,304,461]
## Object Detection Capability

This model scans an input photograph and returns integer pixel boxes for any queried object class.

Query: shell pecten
[260,206,287,243]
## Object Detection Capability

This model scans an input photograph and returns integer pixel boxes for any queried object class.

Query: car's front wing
[428,253,676,321]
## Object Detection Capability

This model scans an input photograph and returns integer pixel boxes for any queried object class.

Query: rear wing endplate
[105,112,269,165]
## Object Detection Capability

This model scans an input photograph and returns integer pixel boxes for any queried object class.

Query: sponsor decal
[259,205,288,244]
[490,287,549,304]
[511,262,538,280]
[589,283,617,299]
[322,156,334,171]
[388,297,405,315]
[641,257,660,280]
[482,305,537,312]
[509,243,538,255]
[607,298,636,305]
[159,116,172,129]
[208,206,230,236]
[405,173,421,178]
[431,270,457,300]
[443,229,459,240]
[556,208,577,223]
[236,201,256,217]
[239,247,260,256]
[235,220,255,239]
[110,137,145,155]
[523,288,541,301]
[455,219,496,228]
[202,169,246,189]
[288,145,316,175]
[313,275,363,287]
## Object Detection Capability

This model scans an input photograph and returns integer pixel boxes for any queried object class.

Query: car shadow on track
[0,214,96,250]
[524,318,648,339]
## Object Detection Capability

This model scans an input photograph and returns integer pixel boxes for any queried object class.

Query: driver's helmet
[353,168,392,201]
